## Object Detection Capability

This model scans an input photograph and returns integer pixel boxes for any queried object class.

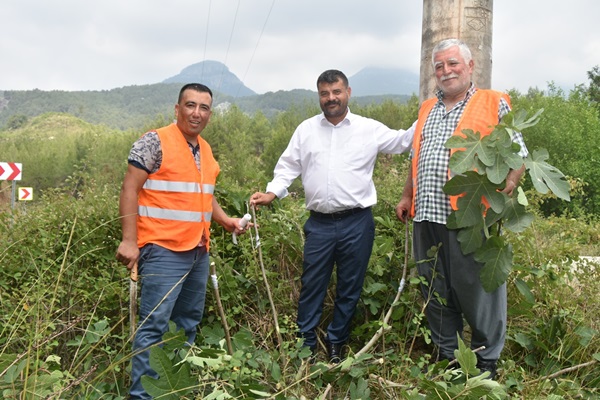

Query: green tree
[587,65,600,105]
[511,85,600,216]
[4,114,28,130]
[354,95,419,129]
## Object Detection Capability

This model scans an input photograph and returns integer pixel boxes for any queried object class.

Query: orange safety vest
[410,90,510,217]
[137,123,220,251]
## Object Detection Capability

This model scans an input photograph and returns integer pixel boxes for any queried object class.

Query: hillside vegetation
[0,86,411,131]
[0,81,599,399]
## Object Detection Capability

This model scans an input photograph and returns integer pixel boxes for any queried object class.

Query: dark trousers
[296,207,375,348]
[413,221,506,361]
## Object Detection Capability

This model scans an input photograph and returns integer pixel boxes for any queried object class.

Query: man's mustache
[441,74,459,81]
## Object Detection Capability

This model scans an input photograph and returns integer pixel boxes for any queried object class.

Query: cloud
[0,0,597,94]
[492,1,599,92]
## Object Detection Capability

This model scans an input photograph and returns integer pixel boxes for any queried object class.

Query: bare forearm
[211,197,248,234]
[400,165,413,201]
[395,164,413,223]
[211,197,229,227]
[119,188,139,243]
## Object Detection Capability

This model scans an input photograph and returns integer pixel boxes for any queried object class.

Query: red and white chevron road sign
[18,187,33,201]
[0,162,22,180]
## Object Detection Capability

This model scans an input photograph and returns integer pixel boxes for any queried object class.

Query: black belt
[310,207,369,220]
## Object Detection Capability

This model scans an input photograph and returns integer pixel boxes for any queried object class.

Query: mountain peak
[162,60,256,98]
[348,66,419,97]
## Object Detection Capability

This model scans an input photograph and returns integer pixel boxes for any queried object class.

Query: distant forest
[0,85,411,131]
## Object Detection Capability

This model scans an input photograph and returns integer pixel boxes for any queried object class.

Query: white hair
[431,39,472,65]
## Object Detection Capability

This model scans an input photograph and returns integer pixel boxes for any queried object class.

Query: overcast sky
[1,0,598,95]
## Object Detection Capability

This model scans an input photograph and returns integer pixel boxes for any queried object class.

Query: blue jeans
[129,244,209,400]
[297,208,375,348]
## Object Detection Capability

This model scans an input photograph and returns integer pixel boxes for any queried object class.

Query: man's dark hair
[317,70,348,88]
[178,83,213,103]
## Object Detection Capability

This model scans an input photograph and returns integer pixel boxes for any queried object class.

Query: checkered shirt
[414,85,528,224]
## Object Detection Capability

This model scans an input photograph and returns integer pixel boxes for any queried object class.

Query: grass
[0,186,599,398]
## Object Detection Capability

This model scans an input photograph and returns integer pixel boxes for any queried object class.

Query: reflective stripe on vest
[142,179,215,194]
[138,206,213,223]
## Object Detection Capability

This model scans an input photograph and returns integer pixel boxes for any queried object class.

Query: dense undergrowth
[1,86,599,398]
[1,160,598,399]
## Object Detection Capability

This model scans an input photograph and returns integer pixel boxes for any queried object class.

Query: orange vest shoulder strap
[409,97,438,217]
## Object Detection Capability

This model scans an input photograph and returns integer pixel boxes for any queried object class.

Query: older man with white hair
[395,38,528,379]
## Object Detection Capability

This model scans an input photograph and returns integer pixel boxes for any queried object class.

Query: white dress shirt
[266,109,416,213]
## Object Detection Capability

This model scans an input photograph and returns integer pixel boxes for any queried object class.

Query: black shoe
[326,341,345,364]
[476,358,498,380]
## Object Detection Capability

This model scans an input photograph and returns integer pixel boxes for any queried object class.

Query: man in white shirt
[250,69,415,363]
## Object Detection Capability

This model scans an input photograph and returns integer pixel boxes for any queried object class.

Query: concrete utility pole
[420,0,494,102]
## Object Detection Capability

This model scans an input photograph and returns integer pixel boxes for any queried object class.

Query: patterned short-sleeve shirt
[414,85,528,224]
[128,131,201,173]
